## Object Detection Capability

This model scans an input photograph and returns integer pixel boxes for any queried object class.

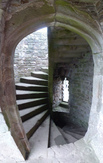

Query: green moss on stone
[55,0,96,25]
[2,111,10,129]
[0,9,3,19]
[56,0,76,13]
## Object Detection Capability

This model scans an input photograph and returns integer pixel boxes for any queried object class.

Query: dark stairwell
[50,27,94,145]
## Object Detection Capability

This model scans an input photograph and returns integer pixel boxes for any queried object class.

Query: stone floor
[0,110,99,163]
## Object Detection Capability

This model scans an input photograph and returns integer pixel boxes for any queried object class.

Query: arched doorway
[0,0,103,160]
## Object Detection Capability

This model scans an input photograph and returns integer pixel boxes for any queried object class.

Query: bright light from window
[63,78,69,102]
[37,27,47,34]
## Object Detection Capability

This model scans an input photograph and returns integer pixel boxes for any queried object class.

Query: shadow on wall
[52,52,93,132]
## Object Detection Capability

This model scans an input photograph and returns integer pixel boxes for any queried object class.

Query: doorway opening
[14,27,48,83]
[14,27,49,157]
[1,0,102,160]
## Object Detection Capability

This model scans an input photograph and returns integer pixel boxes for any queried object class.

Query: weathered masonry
[14,28,48,83]
[0,0,103,162]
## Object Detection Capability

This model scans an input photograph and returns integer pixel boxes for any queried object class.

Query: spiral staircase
[15,68,86,158]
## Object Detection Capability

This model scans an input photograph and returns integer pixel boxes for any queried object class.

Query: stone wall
[14,28,48,83]
[52,52,94,130]
[53,77,62,107]
[68,53,94,129]
[49,26,93,130]
[1,1,103,161]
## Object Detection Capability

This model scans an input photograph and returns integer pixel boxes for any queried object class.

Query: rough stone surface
[50,26,91,110]
[0,0,103,162]
[52,52,93,130]
[51,27,93,130]
[14,28,48,83]
[53,77,62,107]
[68,52,94,129]
[0,111,99,163]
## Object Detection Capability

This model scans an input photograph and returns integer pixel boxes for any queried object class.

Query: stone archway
[0,0,103,160]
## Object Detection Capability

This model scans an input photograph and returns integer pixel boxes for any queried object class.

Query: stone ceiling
[1,0,102,33]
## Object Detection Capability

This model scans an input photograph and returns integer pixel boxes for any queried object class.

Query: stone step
[40,67,48,73]
[27,110,49,140]
[58,127,78,144]
[28,116,50,159]
[31,71,48,80]
[53,105,69,113]
[17,98,48,110]
[21,104,48,122]
[62,129,83,141]
[50,120,67,147]
[63,126,86,137]
[20,77,48,86]
[16,83,48,92]
[16,90,48,100]
[19,104,47,117]
[22,110,47,134]
[59,101,68,109]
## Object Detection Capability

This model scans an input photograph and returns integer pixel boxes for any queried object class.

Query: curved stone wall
[1,0,103,161]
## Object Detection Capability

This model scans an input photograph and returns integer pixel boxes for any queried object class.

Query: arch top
[4,0,103,54]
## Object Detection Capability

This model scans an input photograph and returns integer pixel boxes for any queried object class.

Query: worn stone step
[58,127,78,144]
[19,104,47,117]
[31,71,48,80]
[40,67,48,73]
[53,105,69,113]
[16,90,48,100]
[28,116,50,159]
[27,110,49,140]
[63,126,86,137]
[20,77,48,86]
[17,98,48,110]
[62,129,83,140]
[23,110,47,134]
[21,104,48,122]
[50,120,67,147]
[16,83,48,92]
[59,101,68,109]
